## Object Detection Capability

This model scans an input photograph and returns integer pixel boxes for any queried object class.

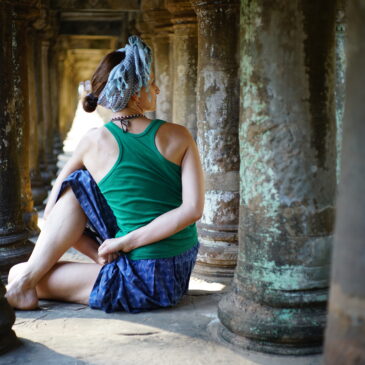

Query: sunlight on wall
[63,99,112,155]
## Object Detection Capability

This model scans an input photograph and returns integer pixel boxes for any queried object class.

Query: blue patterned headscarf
[97,35,153,112]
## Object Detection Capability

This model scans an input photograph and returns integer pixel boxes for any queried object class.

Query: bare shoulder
[83,126,109,141]
[158,121,194,145]
[155,122,194,166]
[81,126,115,146]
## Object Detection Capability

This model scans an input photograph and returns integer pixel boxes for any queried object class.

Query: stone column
[21,22,40,238]
[166,1,198,139]
[135,12,157,121]
[0,278,18,354]
[27,27,48,209]
[144,3,174,122]
[63,50,79,137]
[0,1,34,281]
[218,0,336,355]
[34,32,53,192]
[191,0,240,280]
[50,44,63,159]
[0,0,20,353]
[136,12,155,50]
[48,13,63,159]
[41,36,58,178]
[335,0,346,182]
[324,1,365,363]
[57,40,68,141]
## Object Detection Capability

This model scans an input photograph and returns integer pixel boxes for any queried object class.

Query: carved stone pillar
[324,1,365,363]
[63,50,79,137]
[136,12,154,50]
[191,0,240,280]
[143,3,174,122]
[3,0,40,237]
[0,1,34,281]
[57,40,68,141]
[335,0,346,182]
[33,32,53,193]
[50,46,63,159]
[49,13,63,159]
[27,27,48,210]
[135,12,157,121]
[218,0,336,354]
[41,37,58,178]
[0,278,18,354]
[166,1,198,139]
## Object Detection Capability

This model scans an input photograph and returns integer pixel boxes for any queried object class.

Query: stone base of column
[194,223,238,281]
[30,174,48,210]
[23,210,40,237]
[31,167,50,210]
[40,161,54,188]
[217,290,326,355]
[0,279,19,354]
[193,243,236,282]
[0,329,18,355]
[46,153,59,177]
[53,134,64,157]
[193,262,234,281]
[0,232,33,283]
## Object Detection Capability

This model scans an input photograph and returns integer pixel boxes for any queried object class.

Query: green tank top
[97,119,198,260]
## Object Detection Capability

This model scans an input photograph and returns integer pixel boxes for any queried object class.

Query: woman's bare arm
[43,131,94,219]
[98,127,205,257]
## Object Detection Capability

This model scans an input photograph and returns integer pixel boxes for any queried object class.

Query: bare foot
[5,277,39,310]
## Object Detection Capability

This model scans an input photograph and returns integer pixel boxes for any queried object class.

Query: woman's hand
[98,236,134,263]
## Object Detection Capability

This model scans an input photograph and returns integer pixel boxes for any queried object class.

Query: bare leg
[73,234,104,265]
[8,261,101,305]
[36,261,101,305]
[6,187,93,309]
[72,234,119,265]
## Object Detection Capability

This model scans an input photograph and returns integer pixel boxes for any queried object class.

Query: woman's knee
[55,186,85,219]
[8,262,28,284]
[59,186,79,205]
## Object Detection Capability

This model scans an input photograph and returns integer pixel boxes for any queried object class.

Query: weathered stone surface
[191,0,240,280]
[21,22,41,237]
[324,1,365,363]
[335,0,346,182]
[142,0,174,122]
[60,20,125,36]
[218,0,336,355]
[0,278,18,354]
[52,0,139,11]
[41,38,59,177]
[166,0,198,138]
[0,1,34,281]
[27,27,48,210]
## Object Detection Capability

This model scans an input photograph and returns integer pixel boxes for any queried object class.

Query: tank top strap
[145,119,165,144]
[104,122,124,151]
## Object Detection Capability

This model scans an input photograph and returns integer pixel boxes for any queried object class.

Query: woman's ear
[130,93,140,103]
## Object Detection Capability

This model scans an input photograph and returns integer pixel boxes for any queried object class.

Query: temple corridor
[0,0,364,363]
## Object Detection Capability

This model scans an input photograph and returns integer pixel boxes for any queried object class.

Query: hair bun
[83,93,98,113]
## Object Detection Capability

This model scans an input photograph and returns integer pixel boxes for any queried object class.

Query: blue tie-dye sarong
[57,169,199,313]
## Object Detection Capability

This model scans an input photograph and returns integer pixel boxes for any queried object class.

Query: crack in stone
[117,331,159,336]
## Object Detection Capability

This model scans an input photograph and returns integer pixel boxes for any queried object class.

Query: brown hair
[83,50,125,113]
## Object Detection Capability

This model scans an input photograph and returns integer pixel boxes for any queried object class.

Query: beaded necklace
[111,113,146,132]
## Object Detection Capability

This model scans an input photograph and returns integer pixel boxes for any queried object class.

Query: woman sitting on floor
[6,35,204,313]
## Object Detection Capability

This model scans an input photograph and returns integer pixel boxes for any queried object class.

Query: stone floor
[1,248,322,365]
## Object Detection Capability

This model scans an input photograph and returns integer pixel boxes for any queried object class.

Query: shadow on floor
[0,338,88,365]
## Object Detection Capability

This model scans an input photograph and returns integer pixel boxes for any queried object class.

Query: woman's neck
[112,104,145,118]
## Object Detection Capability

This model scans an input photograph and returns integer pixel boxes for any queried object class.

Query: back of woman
[92,118,198,260]
[6,35,204,315]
